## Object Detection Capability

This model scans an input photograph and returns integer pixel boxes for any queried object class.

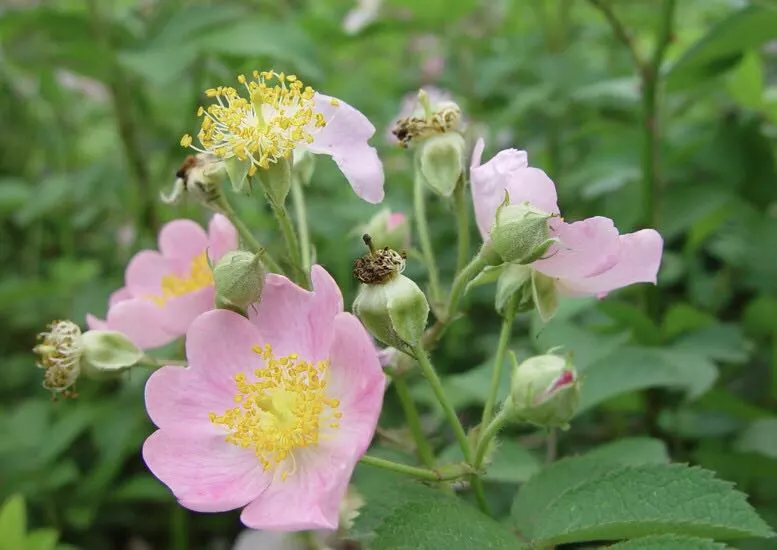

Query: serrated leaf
[517,463,773,545]
[605,535,730,549]
[0,495,26,550]
[584,438,669,466]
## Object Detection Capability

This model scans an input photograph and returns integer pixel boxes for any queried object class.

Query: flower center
[147,252,213,306]
[33,320,83,395]
[209,344,341,480]
[181,71,328,176]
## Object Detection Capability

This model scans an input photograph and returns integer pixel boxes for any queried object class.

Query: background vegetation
[1,0,777,548]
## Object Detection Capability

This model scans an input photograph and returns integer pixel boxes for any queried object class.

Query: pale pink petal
[109,287,133,306]
[158,287,215,335]
[145,365,236,437]
[142,430,270,513]
[240,449,352,531]
[327,312,385,458]
[470,138,558,241]
[125,250,169,296]
[248,265,342,362]
[85,313,108,331]
[308,94,384,204]
[158,219,209,261]
[185,309,266,391]
[103,298,178,350]
[558,229,663,297]
[208,213,239,262]
[533,217,621,280]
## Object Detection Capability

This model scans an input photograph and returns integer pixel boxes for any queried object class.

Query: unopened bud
[163,154,225,205]
[482,196,556,265]
[418,132,466,197]
[81,330,144,379]
[213,250,266,310]
[504,354,579,429]
[352,235,429,352]
[362,208,411,251]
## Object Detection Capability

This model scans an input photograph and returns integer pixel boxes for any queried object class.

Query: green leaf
[672,324,752,363]
[26,529,59,550]
[584,438,670,466]
[605,535,730,549]
[736,418,777,459]
[534,321,630,372]
[0,495,25,550]
[663,303,716,339]
[668,5,777,89]
[485,439,542,484]
[726,51,764,109]
[597,301,663,346]
[353,468,523,549]
[514,463,773,545]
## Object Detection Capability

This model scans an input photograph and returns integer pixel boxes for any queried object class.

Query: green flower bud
[257,157,292,205]
[81,330,144,379]
[417,132,466,197]
[352,236,429,352]
[482,196,557,265]
[361,208,411,251]
[504,354,579,429]
[213,250,266,310]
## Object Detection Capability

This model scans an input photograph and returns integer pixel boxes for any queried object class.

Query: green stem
[212,196,284,274]
[446,254,487,322]
[268,197,308,287]
[290,176,312,276]
[393,374,436,467]
[170,505,188,550]
[414,171,442,306]
[473,409,510,470]
[453,176,470,275]
[359,455,466,482]
[481,298,518,427]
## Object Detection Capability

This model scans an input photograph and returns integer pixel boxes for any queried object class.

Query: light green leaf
[668,5,777,89]
[736,418,777,459]
[605,535,730,549]
[352,469,523,549]
[534,321,630,372]
[726,51,764,109]
[672,324,752,363]
[515,463,773,545]
[26,529,59,550]
[584,438,670,466]
[0,495,25,550]
[486,439,542,483]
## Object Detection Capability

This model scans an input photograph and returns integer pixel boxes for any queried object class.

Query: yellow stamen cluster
[209,343,341,481]
[182,71,328,175]
[147,252,213,306]
[33,320,83,396]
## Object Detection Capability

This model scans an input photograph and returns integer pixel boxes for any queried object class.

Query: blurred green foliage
[2,0,777,548]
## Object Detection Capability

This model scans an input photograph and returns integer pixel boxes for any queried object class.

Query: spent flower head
[34,320,83,396]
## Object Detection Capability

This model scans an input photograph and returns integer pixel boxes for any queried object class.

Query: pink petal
[158,287,215,335]
[207,213,239,262]
[85,313,108,331]
[248,265,343,362]
[145,364,236,437]
[533,217,621,280]
[185,309,266,391]
[327,313,385,458]
[109,287,133,306]
[470,138,559,241]
[239,448,352,531]
[557,229,663,297]
[158,219,209,261]
[103,298,178,350]
[125,250,169,296]
[308,94,385,204]
[142,430,270,513]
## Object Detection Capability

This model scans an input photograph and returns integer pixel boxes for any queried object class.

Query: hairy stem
[393,375,436,467]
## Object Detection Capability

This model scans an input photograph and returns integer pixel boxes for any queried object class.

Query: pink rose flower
[470,138,663,297]
[86,214,238,350]
[142,266,385,531]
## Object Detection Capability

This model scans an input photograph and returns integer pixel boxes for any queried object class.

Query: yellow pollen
[180,70,332,172]
[210,344,341,479]
[146,252,213,306]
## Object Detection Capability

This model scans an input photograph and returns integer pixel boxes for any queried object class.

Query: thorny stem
[473,408,510,471]
[359,455,469,482]
[453,176,470,275]
[393,374,436,467]
[414,171,443,307]
[290,176,312,276]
